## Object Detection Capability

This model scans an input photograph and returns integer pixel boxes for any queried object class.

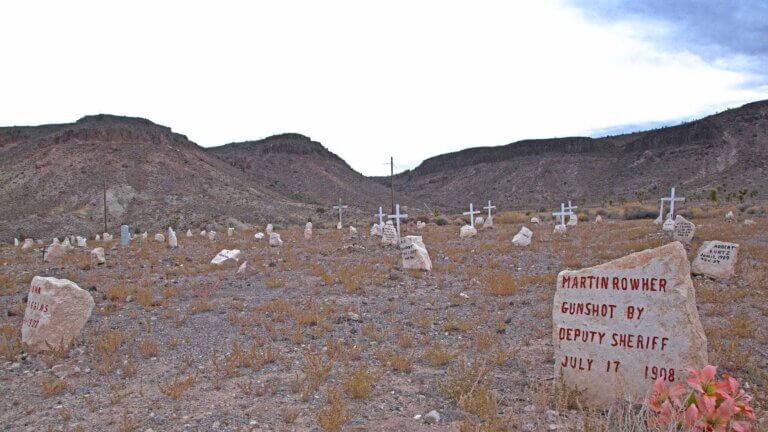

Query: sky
[1,1,767,176]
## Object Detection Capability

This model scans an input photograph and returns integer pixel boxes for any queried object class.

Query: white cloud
[1,0,766,175]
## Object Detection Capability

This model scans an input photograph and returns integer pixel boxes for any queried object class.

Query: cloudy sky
[2,1,767,175]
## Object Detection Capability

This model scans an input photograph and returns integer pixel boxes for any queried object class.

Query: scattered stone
[725,211,735,222]
[382,221,399,245]
[531,217,540,224]
[167,228,178,248]
[237,261,247,274]
[553,225,567,234]
[154,233,165,242]
[423,410,440,424]
[691,241,739,280]
[512,226,533,246]
[254,232,265,240]
[553,242,707,407]
[90,248,106,265]
[400,236,432,271]
[269,233,283,247]
[52,363,80,379]
[459,225,477,238]
[186,229,193,237]
[662,218,675,231]
[595,215,603,223]
[672,215,695,244]
[22,276,95,353]
[349,226,357,235]
[211,249,241,265]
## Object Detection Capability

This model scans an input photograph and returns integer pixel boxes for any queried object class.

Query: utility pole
[103,178,108,234]
[390,156,395,214]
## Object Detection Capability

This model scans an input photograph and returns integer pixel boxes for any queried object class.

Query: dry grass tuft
[343,365,379,399]
[316,388,348,432]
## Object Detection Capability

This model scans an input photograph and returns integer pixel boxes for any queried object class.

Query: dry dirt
[1,215,767,431]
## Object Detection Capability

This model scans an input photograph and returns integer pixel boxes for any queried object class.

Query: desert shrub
[416,214,430,223]
[622,205,657,220]
[435,218,448,226]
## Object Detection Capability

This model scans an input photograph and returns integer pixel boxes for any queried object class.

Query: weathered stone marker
[304,222,313,239]
[269,232,283,247]
[22,276,95,352]
[512,226,533,246]
[552,242,707,407]
[168,227,178,248]
[400,236,432,271]
[691,241,739,280]
[211,249,241,265]
[381,221,399,245]
[120,225,130,247]
[672,215,695,244]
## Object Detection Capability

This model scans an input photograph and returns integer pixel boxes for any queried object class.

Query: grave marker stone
[512,226,533,246]
[672,216,695,244]
[211,249,241,265]
[120,225,130,247]
[553,242,707,407]
[382,221,399,245]
[168,227,178,248]
[691,241,739,280]
[400,236,432,271]
[304,222,313,239]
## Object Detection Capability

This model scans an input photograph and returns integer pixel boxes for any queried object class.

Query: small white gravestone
[237,261,247,274]
[269,232,283,247]
[95,234,101,241]
[475,216,485,226]
[228,227,234,237]
[186,229,193,237]
[120,225,130,247]
[662,218,675,232]
[724,211,735,223]
[168,227,178,248]
[154,233,165,242]
[459,225,477,238]
[349,226,357,235]
[416,220,426,230]
[76,236,87,248]
[266,224,273,235]
[653,215,663,225]
[672,215,695,244]
[90,247,106,265]
[553,242,707,407]
[208,231,217,241]
[200,229,207,237]
[304,222,313,239]
[744,219,755,225]
[22,238,34,250]
[211,249,240,265]
[381,221,399,245]
[62,237,72,248]
[371,223,382,236]
[512,226,533,246]
[44,242,69,262]
[141,232,148,240]
[14,238,19,247]
[103,233,113,241]
[483,215,493,229]
[22,276,95,353]
[254,232,265,240]
[554,225,567,234]
[567,213,579,226]
[400,236,432,271]
[336,222,342,230]
[595,215,603,224]
[531,217,541,224]
[691,241,738,280]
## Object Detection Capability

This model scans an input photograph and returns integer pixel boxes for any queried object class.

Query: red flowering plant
[647,365,756,431]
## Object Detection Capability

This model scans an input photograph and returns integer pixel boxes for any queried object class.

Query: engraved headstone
[512,226,533,246]
[382,221,399,245]
[22,276,95,353]
[671,215,695,244]
[120,225,130,247]
[691,241,739,280]
[553,242,707,407]
[399,236,432,271]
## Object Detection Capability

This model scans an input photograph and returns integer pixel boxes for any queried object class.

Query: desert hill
[386,100,768,212]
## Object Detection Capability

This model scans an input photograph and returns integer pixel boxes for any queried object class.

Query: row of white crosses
[659,187,685,220]
[463,200,496,228]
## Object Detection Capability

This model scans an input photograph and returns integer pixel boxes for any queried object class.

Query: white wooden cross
[463,203,481,227]
[483,200,496,219]
[564,200,578,217]
[659,187,685,220]
[375,206,385,226]
[333,198,348,227]
[388,203,408,236]
[552,203,568,227]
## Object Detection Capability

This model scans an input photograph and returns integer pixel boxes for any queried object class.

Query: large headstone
[120,225,130,247]
[381,221,399,245]
[269,232,283,247]
[691,241,739,280]
[459,225,477,238]
[400,236,432,271]
[553,242,707,407]
[304,222,313,239]
[512,226,533,246]
[672,215,695,244]
[211,249,241,265]
[168,227,178,248]
[22,276,95,353]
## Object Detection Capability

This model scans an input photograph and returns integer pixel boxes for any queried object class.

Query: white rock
[744,219,755,225]
[154,233,165,242]
[725,211,735,222]
[14,238,19,247]
[254,232,265,240]
[336,222,342,230]
[531,217,541,224]
[661,218,675,231]
[95,234,101,241]
[227,227,234,237]
[416,221,426,230]
[483,215,494,229]
[671,215,695,244]
[691,241,739,280]
[22,238,35,250]
[400,236,432,271]
[423,410,440,424]
[381,221,399,245]
[595,215,603,224]
[186,229,193,237]
[103,233,113,241]
[567,214,578,226]
[266,224,273,235]
[304,222,313,239]
[459,225,477,238]
[653,215,663,225]
[208,231,217,241]
[167,228,178,248]
[475,216,484,225]
[371,223,383,237]
[211,249,241,265]
[200,230,207,237]
[76,236,87,248]
[22,276,95,353]
[553,225,567,234]
[90,247,106,265]
[269,232,283,247]
[553,242,707,407]
[512,226,533,246]
[349,226,357,235]
[141,232,148,240]
[237,261,247,274]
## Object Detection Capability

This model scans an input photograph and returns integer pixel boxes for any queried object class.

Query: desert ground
[1,208,766,431]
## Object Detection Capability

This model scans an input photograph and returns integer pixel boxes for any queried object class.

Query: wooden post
[390,156,395,214]
[103,178,108,234]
